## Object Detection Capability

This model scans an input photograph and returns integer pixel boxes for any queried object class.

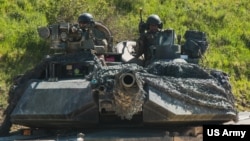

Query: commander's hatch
[150,29,181,60]
[156,29,175,46]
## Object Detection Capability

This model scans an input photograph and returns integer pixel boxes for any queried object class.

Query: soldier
[77,12,94,29]
[73,13,109,50]
[135,14,163,66]
[74,13,112,65]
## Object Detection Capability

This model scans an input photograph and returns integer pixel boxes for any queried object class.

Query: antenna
[140,8,143,22]
[138,8,146,34]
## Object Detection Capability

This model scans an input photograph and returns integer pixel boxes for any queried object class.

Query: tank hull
[10,79,99,128]
[143,85,236,124]
[10,77,237,128]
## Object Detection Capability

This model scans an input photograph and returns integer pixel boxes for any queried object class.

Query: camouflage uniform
[135,31,160,66]
[135,14,163,66]
[76,13,112,65]
[75,13,109,50]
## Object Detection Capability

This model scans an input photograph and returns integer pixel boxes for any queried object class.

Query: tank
[0,21,238,140]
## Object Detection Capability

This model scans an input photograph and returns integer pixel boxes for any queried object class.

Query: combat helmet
[146,14,163,29]
[78,13,94,24]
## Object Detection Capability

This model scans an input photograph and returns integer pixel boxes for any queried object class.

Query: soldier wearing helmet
[72,13,113,65]
[135,14,163,66]
[74,13,112,48]
[77,13,94,30]
[74,13,111,47]
[70,13,95,40]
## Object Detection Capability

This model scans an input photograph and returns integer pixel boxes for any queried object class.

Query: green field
[0,0,249,111]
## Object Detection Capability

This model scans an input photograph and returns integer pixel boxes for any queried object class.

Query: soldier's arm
[135,36,145,58]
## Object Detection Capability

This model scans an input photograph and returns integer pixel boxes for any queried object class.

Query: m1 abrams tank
[0,20,238,140]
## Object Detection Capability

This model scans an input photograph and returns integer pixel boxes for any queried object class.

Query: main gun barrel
[119,73,136,88]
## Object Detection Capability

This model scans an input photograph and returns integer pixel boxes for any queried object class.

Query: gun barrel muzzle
[120,73,136,88]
